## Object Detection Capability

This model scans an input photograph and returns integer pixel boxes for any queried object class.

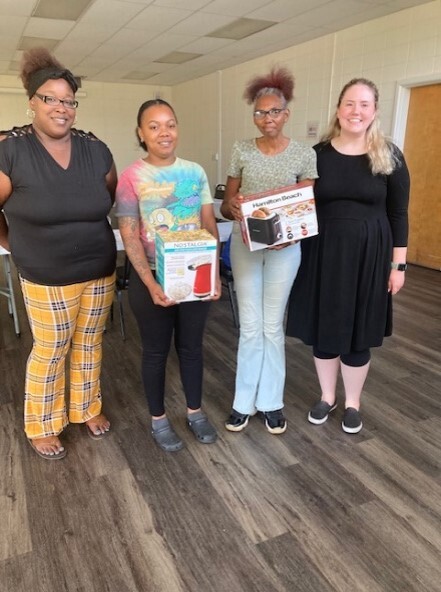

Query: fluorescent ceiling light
[207,18,276,40]
[155,52,202,64]
[33,0,93,21]
[122,71,158,81]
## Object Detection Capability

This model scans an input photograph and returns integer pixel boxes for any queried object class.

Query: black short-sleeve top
[0,125,116,285]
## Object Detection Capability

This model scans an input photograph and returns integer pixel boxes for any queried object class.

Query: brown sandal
[84,414,110,440]
[28,437,66,460]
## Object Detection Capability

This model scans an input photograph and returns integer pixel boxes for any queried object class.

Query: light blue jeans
[230,228,301,414]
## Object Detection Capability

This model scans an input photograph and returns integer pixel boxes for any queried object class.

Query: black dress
[286,141,410,354]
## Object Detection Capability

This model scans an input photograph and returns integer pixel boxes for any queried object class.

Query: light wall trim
[392,73,441,149]
[0,87,87,97]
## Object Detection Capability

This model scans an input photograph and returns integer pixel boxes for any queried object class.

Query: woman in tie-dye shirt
[116,99,220,452]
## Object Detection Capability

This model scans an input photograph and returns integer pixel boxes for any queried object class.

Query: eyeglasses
[34,93,78,109]
[253,108,285,119]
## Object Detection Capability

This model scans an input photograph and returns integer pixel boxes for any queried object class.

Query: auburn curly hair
[20,48,64,92]
[243,66,295,105]
[20,47,78,98]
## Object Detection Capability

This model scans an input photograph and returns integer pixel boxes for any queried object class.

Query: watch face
[397,263,407,271]
[392,262,407,271]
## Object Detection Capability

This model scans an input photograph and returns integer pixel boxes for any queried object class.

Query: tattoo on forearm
[119,216,138,232]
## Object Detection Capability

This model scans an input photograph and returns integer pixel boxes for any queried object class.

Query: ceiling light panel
[122,70,158,80]
[33,0,93,21]
[155,51,202,64]
[207,18,276,40]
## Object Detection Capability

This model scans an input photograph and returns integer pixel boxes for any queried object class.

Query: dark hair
[20,47,78,98]
[243,66,295,106]
[136,99,177,151]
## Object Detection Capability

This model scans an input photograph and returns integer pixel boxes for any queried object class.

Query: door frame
[392,73,441,149]
[392,74,441,270]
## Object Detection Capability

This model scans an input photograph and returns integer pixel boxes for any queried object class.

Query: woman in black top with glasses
[0,48,117,460]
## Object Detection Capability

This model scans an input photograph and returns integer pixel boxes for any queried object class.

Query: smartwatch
[391,262,407,271]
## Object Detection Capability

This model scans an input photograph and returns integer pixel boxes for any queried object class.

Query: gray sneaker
[342,408,363,434]
[308,401,337,425]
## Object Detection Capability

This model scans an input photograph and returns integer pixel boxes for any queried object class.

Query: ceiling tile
[201,0,271,17]
[55,42,104,70]
[61,22,119,44]
[125,5,192,31]
[24,17,75,39]
[0,16,28,36]
[250,0,331,22]
[128,34,197,62]
[122,69,159,80]
[75,55,116,70]
[95,29,150,56]
[166,12,236,36]
[0,37,21,55]
[19,36,59,51]
[81,0,145,26]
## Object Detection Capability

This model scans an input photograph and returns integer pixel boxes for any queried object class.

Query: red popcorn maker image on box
[155,229,217,302]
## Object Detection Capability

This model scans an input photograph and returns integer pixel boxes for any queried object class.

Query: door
[403,84,441,270]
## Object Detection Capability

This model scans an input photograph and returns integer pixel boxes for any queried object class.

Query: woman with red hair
[221,67,317,434]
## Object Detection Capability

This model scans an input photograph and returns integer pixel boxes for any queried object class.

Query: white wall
[1,1,440,187]
[0,77,172,173]
[172,0,441,189]
[172,72,220,185]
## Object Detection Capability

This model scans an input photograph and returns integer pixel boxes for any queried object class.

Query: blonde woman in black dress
[287,78,410,434]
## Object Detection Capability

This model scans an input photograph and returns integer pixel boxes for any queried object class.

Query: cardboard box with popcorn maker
[155,229,217,302]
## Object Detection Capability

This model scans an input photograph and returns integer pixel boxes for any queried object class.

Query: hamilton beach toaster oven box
[155,229,217,302]
[239,181,318,251]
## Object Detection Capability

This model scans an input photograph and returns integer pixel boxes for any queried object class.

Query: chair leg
[3,255,20,336]
[116,290,126,340]
[227,280,240,329]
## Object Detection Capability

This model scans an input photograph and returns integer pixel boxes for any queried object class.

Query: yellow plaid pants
[20,274,115,439]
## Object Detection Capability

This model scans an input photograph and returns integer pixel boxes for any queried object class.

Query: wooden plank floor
[0,263,440,592]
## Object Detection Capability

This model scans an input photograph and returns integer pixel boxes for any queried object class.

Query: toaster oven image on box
[246,212,282,245]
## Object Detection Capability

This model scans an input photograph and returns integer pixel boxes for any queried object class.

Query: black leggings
[313,346,371,367]
[129,268,211,416]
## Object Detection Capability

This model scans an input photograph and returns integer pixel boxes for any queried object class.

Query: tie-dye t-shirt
[115,157,213,268]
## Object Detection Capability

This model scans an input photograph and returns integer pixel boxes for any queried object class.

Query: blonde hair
[322,78,397,175]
